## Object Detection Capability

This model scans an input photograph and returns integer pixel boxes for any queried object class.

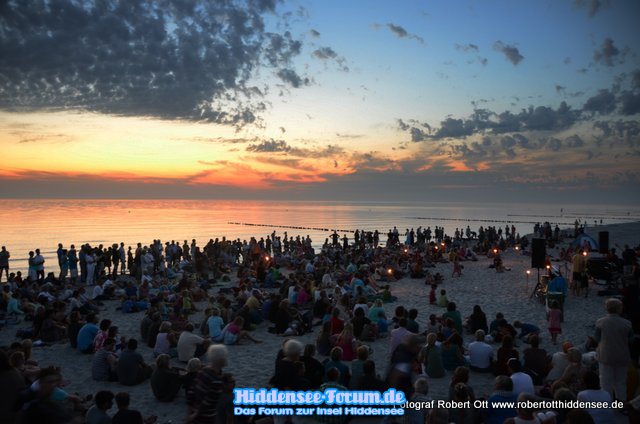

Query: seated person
[522,335,549,385]
[177,323,210,362]
[150,354,183,402]
[441,333,467,371]
[112,392,157,424]
[221,316,261,344]
[485,376,518,424]
[468,330,494,372]
[513,321,540,344]
[117,339,152,386]
[91,338,118,382]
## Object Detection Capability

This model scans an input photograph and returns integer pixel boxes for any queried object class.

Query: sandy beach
[1,221,638,424]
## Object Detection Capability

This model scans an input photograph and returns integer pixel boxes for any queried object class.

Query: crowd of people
[0,224,639,424]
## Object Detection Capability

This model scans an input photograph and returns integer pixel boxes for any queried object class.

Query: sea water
[0,199,637,274]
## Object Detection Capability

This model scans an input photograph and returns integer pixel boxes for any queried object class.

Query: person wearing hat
[548,268,567,296]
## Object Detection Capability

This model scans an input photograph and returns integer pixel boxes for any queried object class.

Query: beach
[1,221,638,424]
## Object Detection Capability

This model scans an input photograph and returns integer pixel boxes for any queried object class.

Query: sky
[1,0,639,204]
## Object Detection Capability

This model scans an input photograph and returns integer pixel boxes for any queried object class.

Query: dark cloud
[384,23,424,44]
[619,92,640,115]
[309,29,321,37]
[0,0,305,126]
[594,120,640,142]
[412,102,580,141]
[335,133,364,139]
[396,119,410,131]
[555,85,565,94]
[432,118,476,139]
[410,127,427,142]
[493,41,524,65]
[276,68,310,88]
[455,43,479,52]
[583,89,616,115]
[183,136,255,144]
[521,103,580,131]
[312,47,338,60]
[245,139,344,158]
[312,47,348,71]
[565,135,585,148]
[593,38,622,67]
[575,0,605,17]
[246,139,291,153]
[632,70,640,90]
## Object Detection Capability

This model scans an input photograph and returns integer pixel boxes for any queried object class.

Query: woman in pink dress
[548,300,562,344]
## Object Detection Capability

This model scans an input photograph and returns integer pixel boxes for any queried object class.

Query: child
[437,289,449,307]
[376,311,390,337]
[547,301,562,344]
[429,284,437,305]
[424,314,442,335]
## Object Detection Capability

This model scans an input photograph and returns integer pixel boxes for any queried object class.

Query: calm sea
[1,199,638,274]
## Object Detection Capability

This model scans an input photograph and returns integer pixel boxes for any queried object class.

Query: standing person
[27,250,37,282]
[79,244,87,284]
[571,251,587,297]
[0,246,9,283]
[56,243,64,274]
[548,300,562,344]
[85,248,96,286]
[451,255,462,277]
[34,248,45,283]
[119,242,126,275]
[111,244,119,278]
[67,245,78,285]
[58,249,68,282]
[594,298,633,403]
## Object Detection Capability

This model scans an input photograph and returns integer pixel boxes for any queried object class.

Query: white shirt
[177,331,204,362]
[511,371,535,396]
[546,351,570,381]
[37,290,56,302]
[92,285,104,299]
[577,389,616,424]
[468,341,494,369]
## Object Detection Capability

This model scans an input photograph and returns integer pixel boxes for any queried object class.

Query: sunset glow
[0,1,638,203]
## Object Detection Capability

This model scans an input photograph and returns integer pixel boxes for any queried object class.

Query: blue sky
[0,0,639,203]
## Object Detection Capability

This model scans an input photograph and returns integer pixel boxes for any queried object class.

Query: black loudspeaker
[531,238,546,268]
[599,231,609,254]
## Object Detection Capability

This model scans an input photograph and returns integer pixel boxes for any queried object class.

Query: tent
[570,233,599,251]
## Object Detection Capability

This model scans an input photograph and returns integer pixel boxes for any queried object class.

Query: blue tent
[571,233,599,251]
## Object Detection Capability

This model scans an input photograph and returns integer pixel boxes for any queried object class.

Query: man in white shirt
[546,341,572,381]
[177,323,209,362]
[92,280,110,302]
[37,284,56,302]
[508,358,535,396]
[577,370,616,424]
[468,330,494,372]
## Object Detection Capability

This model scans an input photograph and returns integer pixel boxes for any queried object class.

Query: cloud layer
[0,0,305,126]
